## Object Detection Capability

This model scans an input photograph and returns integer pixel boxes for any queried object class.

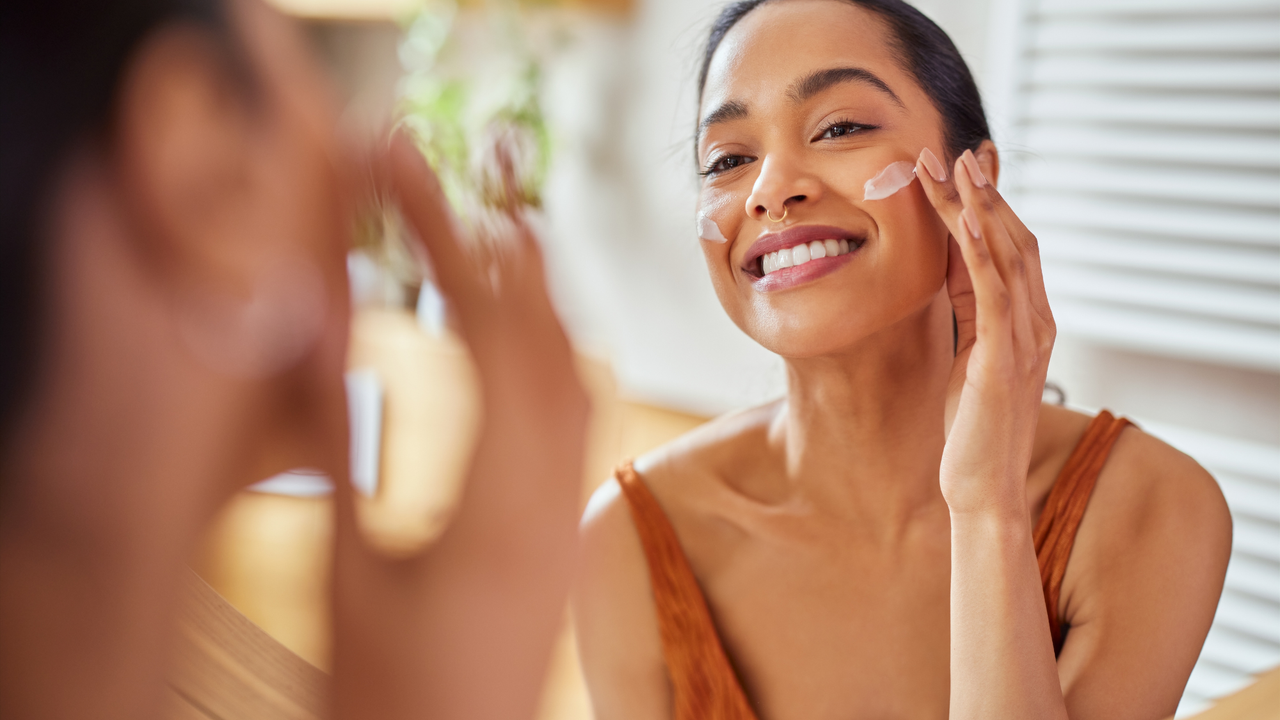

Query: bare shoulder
[572,402,778,718]
[574,477,671,720]
[1029,405,1231,543]
[1054,412,1233,715]
[1084,418,1232,563]
[1051,405,1232,584]
[631,400,780,503]
[576,399,778,581]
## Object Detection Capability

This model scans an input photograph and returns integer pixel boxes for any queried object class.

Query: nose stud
[766,206,789,223]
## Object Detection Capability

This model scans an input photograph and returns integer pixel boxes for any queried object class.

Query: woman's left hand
[915,146,1056,518]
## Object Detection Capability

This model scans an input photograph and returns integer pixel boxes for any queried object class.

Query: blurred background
[192,0,1280,717]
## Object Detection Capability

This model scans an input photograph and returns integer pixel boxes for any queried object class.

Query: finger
[971,149,1052,324]
[917,148,996,354]
[492,214,554,321]
[955,151,1025,295]
[386,131,486,307]
[954,203,1014,355]
[955,151,1038,350]
[916,147,967,245]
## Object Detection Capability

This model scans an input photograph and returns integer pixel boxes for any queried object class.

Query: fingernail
[961,207,982,239]
[919,147,947,182]
[962,150,987,188]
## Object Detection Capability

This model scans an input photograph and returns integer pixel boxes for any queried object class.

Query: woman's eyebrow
[789,67,904,107]
[698,99,750,140]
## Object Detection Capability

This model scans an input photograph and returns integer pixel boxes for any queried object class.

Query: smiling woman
[571,2,1234,719]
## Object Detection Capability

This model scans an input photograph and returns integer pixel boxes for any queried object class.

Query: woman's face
[697,0,952,358]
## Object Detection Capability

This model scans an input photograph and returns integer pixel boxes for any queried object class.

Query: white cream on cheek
[697,211,729,243]
[863,160,918,201]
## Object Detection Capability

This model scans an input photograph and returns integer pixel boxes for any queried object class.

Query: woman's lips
[740,223,865,292]
[751,249,858,292]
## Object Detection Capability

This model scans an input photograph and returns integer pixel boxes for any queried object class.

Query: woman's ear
[112,26,330,380]
[975,139,1000,188]
[113,24,256,289]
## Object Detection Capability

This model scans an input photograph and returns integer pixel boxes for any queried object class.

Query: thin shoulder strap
[1033,410,1132,654]
[614,462,759,720]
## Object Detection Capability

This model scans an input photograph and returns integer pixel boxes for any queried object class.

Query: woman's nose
[745,155,821,224]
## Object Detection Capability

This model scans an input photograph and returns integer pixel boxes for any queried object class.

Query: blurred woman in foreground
[574,1,1231,718]
[0,1,588,719]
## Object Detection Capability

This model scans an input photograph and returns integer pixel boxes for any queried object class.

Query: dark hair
[696,0,990,162]
[0,0,231,447]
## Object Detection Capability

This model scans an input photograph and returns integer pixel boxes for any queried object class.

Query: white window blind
[991,0,1280,372]
[985,0,1280,715]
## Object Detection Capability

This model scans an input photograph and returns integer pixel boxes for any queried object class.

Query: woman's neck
[774,291,954,531]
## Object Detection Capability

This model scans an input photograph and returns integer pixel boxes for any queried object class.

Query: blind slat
[1040,0,1280,16]
[1033,18,1280,52]
[1029,56,1280,93]
[1234,517,1280,566]
[1021,126,1280,171]
[1216,474,1280,524]
[1044,264,1280,325]
[1198,625,1280,675]
[1019,196,1280,248]
[1213,591,1280,644]
[1050,299,1280,370]
[1224,556,1280,606]
[1038,231,1280,286]
[1182,658,1258,703]
[1017,160,1280,209]
[1024,91,1280,131]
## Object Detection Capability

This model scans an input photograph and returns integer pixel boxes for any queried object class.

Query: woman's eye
[702,154,753,177]
[818,122,869,140]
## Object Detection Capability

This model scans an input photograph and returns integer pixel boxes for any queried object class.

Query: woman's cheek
[695,187,739,245]
[878,183,951,290]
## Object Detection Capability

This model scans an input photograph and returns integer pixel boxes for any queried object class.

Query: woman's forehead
[701,0,907,111]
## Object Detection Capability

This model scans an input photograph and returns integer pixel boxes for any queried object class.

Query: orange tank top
[615,410,1131,720]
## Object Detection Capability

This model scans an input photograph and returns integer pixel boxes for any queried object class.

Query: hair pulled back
[696,0,990,162]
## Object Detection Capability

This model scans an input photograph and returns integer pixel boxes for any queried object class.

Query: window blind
[995,0,1280,372]
[987,0,1280,714]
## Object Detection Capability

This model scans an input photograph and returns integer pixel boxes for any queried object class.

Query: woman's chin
[746,317,876,360]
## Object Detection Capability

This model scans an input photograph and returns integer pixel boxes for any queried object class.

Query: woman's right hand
[331,132,589,720]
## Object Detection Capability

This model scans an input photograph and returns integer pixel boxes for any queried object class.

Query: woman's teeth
[761,238,852,275]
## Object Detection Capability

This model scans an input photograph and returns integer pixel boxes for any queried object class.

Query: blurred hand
[331,132,589,720]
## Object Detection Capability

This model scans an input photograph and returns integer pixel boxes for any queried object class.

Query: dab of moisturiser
[697,212,728,243]
[864,160,918,201]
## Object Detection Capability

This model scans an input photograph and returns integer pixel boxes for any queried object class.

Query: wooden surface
[168,569,328,720]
